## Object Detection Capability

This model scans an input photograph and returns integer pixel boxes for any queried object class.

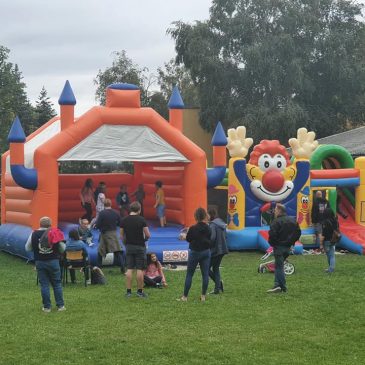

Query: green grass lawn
[1,251,365,365]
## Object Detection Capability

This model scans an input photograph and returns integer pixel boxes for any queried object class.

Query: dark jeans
[183,249,211,297]
[97,251,125,273]
[144,275,162,287]
[209,254,224,292]
[36,259,64,309]
[273,246,290,291]
[82,202,93,222]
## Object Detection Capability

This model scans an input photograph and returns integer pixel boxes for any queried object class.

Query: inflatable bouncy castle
[224,126,365,255]
[0,82,227,263]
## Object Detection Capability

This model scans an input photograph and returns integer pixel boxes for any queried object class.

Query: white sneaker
[86,279,91,285]
[42,307,51,313]
[267,286,282,293]
[57,306,66,312]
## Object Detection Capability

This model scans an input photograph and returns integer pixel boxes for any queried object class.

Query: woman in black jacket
[321,208,339,273]
[178,208,211,302]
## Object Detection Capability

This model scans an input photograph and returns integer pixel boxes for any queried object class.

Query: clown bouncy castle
[225,126,365,255]
[0,82,227,264]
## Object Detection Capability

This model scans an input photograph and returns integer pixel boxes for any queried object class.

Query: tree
[34,86,56,129]
[157,59,200,108]
[0,46,35,153]
[168,0,365,143]
[94,50,151,106]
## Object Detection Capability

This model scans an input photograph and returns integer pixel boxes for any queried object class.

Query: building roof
[316,126,365,155]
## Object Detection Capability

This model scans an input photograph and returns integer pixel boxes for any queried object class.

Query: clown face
[247,140,297,202]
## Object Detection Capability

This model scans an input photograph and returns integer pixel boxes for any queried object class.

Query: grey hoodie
[209,218,228,257]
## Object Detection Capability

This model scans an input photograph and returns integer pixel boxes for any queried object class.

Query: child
[131,184,146,216]
[116,184,130,218]
[90,184,106,227]
[144,253,167,288]
[154,180,166,227]
[80,178,95,222]
[78,219,93,246]
[65,229,90,284]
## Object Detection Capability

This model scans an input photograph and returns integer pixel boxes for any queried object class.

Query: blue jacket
[66,238,89,258]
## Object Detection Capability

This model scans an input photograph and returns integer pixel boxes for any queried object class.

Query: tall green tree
[168,0,365,143]
[94,50,151,106]
[157,59,200,108]
[33,86,56,129]
[0,46,35,152]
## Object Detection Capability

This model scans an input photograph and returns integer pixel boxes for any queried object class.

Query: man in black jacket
[267,204,301,293]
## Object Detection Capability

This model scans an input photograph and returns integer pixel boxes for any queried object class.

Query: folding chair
[63,250,90,287]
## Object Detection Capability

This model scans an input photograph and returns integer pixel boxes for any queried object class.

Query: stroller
[258,247,295,275]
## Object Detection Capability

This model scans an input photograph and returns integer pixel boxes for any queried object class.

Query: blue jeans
[36,259,64,309]
[183,249,211,297]
[273,246,290,291]
[324,241,335,271]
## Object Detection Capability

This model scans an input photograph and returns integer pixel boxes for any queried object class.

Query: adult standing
[120,201,151,298]
[311,190,329,247]
[80,178,95,222]
[208,208,228,294]
[95,199,125,273]
[25,217,66,312]
[179,208,211,302]
[321,207,339,273]
[267,204,301,293]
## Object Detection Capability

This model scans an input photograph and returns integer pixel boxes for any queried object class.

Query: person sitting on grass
[144,253,167,288]
[65,229,90,284]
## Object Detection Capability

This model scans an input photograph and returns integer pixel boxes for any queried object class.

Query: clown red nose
[262,170,284,192]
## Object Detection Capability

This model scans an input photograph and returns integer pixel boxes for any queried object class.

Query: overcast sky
[1,0,213,115]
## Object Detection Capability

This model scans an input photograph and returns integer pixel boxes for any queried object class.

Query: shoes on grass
[325,268,334,273]
[267,286,282,294]
[42,307,51,313]
[57,306,66,312]
[209,290,220,295]
[125,292,132,298]
[136,291,148,298]
[177,296,187,302]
